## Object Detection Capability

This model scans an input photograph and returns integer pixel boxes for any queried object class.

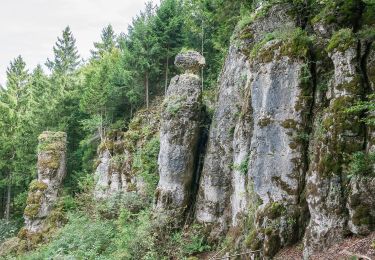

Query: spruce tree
[153,0,184,94]
[0,56,30,220]
[127,2,161,109]
[46,26,80,75]
[91,24,117,59]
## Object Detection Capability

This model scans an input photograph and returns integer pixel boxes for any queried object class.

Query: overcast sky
[0,0,159,86]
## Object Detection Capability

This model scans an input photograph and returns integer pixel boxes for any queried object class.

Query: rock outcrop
[90,1,375,259]
[196,4,311,255]
[195,1,374,259]
[195,45,251,233]
[24,131,67,233]
[154,51,204,221]
[94,101,161,200]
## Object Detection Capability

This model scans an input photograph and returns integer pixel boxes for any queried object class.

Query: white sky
[0,0,159,86]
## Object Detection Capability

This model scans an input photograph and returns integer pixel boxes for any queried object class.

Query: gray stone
[303,45,364,258]
[24,131,67,233]
[154,52,203,221]
[175,50,205,74]
[195,46,250,235]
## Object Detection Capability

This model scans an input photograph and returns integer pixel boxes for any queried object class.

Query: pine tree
[0,56,30,220]
[153,0,184,94]
[91,25,117,59]
[127,2,161,109]
[46,26,80,75]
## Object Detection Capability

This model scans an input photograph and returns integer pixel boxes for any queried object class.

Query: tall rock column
[154,51,204,222]
[195,46,251,233]
[304,34,365,257]
[24,131,67,234]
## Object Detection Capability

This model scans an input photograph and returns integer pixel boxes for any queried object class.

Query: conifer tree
[153,0,184,94]
[91,24,117,59]
[46,26,80,75]
[0,56,30,220]
[127,2,161,109]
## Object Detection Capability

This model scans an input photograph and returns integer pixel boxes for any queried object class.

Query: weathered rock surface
[154,51,204,220]
[94,102,161,200]
[303,44,365,257]
[347,176,375,235]
[195,46,250,233]
[175,50,206,74]
[24,131,67,233]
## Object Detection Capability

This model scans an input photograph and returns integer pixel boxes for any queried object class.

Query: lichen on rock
[175,50,205,74]
[24,131,67,237]
[154,50,203,223]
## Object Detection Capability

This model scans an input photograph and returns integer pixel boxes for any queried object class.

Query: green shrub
[347,151,375,178]
[233,158,249,175]
[183,234,211,255]
[326,28,356,53]
[345,94,375,126]
[133,137,160,197]
[0,220,19,244]
[22,214,115,259]
[113,209,157,259]
[250,28,312,61]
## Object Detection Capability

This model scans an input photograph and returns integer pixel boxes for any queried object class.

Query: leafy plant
[347,151,375,178]
[22,214,115,259]
[0,220,19,244]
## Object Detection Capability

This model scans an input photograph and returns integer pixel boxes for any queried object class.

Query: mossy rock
[26,191,43,205]
[281,119,299,130]
[264,232,281,257]
[352,205,372,226]
[24,204,41,219]
[29,180,48,192]
[245,230,262,251]
[326,28,356,53]
[263,202,286,220]
[258,117,273,127]
[38,149,62,170]
[251,28,312,63]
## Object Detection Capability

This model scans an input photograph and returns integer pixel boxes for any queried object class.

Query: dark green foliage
[0,220,19,243]
[347,151,375,178]
[346,94,375,126]
[326,28,356,53]
[46,26,80,75]
[23,214,115,259]
[133,137,160,197]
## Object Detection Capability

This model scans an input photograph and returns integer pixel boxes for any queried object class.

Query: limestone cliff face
[24,131,67,233]
[90,2,374,258]
[197,4,312,255]
[94,102,161,200]
[154,51,204,221]
[187,2,373,259]
[195,45,251,232]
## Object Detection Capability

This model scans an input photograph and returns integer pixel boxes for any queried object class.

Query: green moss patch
[326,28,356,53]
[29,180,48,192]
[250,28,312,62]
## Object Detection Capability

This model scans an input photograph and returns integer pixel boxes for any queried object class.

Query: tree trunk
[4,179,11,221]
[201,19,204,91]
[165,55,169,95]
[145,73,149,109]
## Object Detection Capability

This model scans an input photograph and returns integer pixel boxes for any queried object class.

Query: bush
[133,137,160,197]
[113,209,157,259]
[0,220,19,244]
[22,214,115,259]
[326,28,356,53]
[347,151,375,178]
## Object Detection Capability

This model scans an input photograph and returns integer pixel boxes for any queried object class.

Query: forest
[0,0,252,258]
[1,0,375,259]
